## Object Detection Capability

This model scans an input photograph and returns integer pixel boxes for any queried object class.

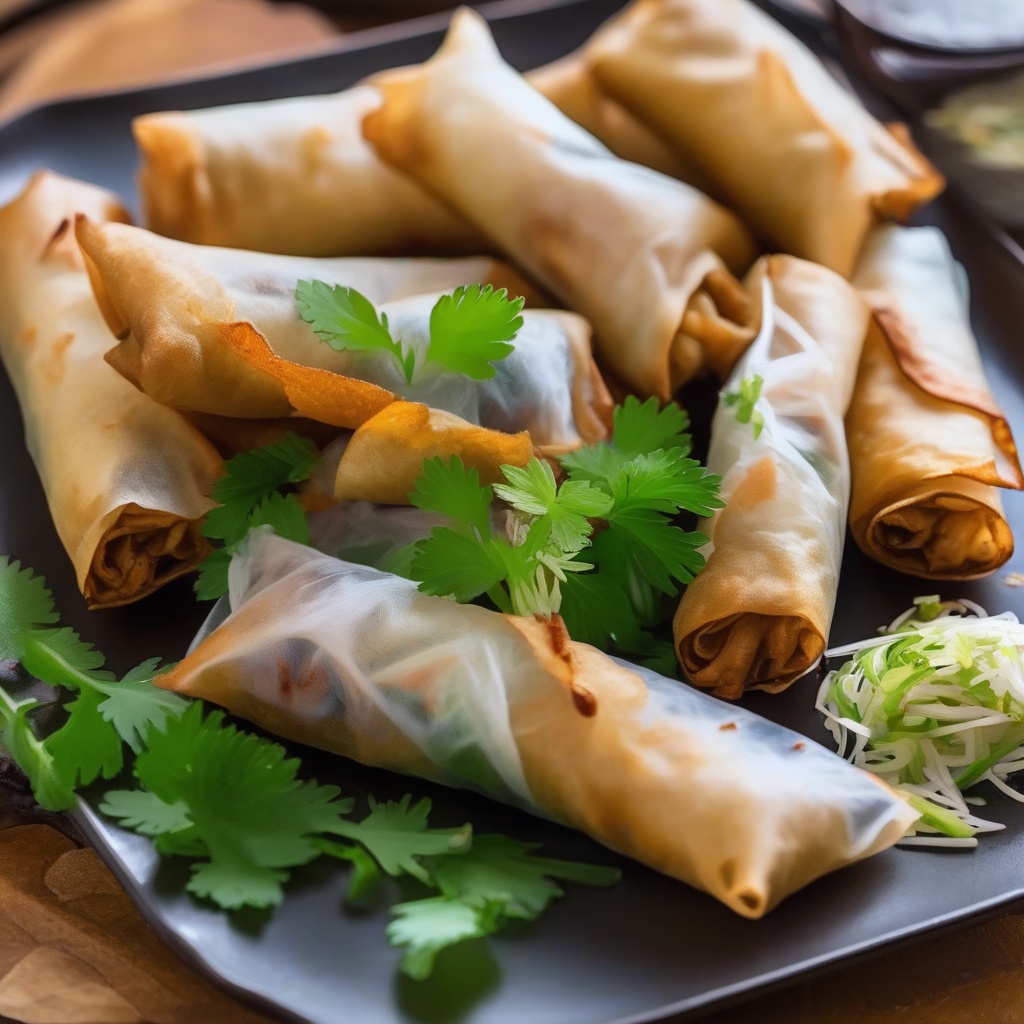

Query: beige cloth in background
[0,2,1023,1023]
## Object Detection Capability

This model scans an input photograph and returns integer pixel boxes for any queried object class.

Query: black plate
[3,1,1024,1022]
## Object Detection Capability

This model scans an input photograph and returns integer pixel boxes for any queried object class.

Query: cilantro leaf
[408,528,506,605]
[44,685,124,790]
[0,692,76,812]
[424,833,621,920]
[426,284,523,380]
[493,461,611,554]
[318,839,383,902]
[107,703,354,909]
[609,395,691,458]
[93,660,188,755]
[408,456,492,537]
[295,280,413,382]
[328,795,471,884]
[387,896,504,980]
[0,558,59,662]
[202,432,319,546]
[604,508,708,594]
[100,788,192,836]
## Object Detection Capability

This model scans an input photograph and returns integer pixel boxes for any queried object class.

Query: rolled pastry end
[334,402,532,504]
[675,612,825,700]
[83,504,211,609]
[853,477,1014,581]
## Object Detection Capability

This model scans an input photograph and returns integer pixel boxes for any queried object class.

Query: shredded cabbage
[818,597,1024,846]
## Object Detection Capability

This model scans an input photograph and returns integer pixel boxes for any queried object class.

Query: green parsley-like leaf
[493,460,610,554]
[328,795,471,884]
[408,528,506,605]
[0,691,76,812]
[318,839,383,902]
[426,284,523,380]
[424,833,621,921]
[44,685,124,790]
[0,557,58,662]
[93,660,189,755]
[408,456,492,537]
[202,432,319,547]
[604,508,708,594]
[609,395,691,458]
[100,788,193,836]
[108,703,354,909]
[296,279,413,383]
[387,895,504,981]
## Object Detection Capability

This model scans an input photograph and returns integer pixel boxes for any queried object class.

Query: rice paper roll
[159,530,917,919]
[847,225,1021,579]
[77,218,608,452]
[673,256,869,699]
[0,171,223,608]
[362,9,759,401]
[134,85,487,257]
[586,0,944,277]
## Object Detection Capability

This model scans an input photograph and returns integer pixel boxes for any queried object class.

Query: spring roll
[673,256,869,699]
[77,218,609,452]
[362,8,759,401]
[847,226,1021,579]
[586,0,944,277]
[159,530,917,919]
[134,85,488,257]
[0,171,223,608]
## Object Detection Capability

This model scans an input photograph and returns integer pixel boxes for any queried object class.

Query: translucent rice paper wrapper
[162,530,917,920]
[673,256,869,698]
[76,218,610,453]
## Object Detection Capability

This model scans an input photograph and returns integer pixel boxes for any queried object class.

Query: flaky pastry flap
[0,172,222,607]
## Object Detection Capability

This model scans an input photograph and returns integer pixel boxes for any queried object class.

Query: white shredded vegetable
[818,597,1024,846]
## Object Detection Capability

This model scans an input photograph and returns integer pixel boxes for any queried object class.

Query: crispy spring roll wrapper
[76,219,605,451]
[586,0,944,277]
[332,402,532,504]
[159,531,917,919]
[526,54,697,182]
[213,293,613,455]
[847,226,1021,579]
[673,256,870,699]
[0,172,223,608]
[362,8,759,401]
[134,85,488,257]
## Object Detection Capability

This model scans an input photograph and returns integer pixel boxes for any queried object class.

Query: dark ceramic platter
[3,1,1024,1022]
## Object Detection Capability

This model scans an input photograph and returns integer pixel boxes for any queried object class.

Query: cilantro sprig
[295,280,524,385]
[197,432,319,600]
[0,557,619,976]
[0,558,187,810]
[403,398,723,665]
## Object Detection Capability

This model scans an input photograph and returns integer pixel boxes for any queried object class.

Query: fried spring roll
[0,172,223,608]
[362,8,758,401]
[673,256,870,699]
[134,86,487,257]
[587,0,944,276]
[847,226,1021,579]
[159,530,917,919]
[76,219,610,452]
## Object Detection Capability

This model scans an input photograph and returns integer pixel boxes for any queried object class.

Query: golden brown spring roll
[673,256,870,699]
[362,8,759,401]
[134,85,488,257]
[847,226,1021,579]
[76,219,607,455]
[527,53,698,181]
[586,0,944,277]
[0,171,223,608]
[159,531,917,919]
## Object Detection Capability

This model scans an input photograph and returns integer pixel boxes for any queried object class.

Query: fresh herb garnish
[196,432,319,600]
[0,558,187,810]
[0,557,619,974]
[722,373,765,439]
[296,280,523,385]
